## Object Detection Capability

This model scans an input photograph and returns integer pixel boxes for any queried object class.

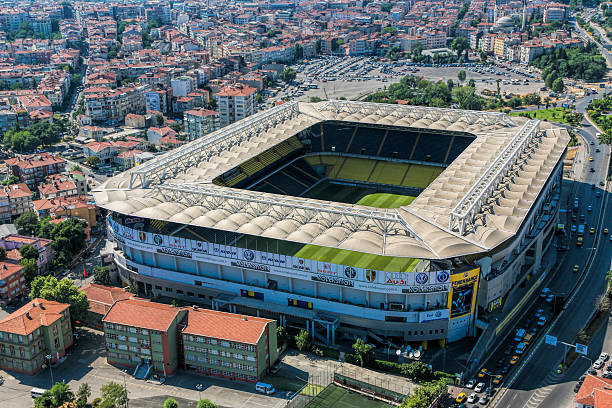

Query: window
[221,341,230,348]
[165,287,172,292]
[187,292,194,297]
[186,354,195,361]
[176,289,184,294]
[155,285,162,290]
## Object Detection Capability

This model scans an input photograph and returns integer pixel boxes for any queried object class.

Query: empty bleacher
[336,158,376,181]
[446,136,473,163]
[401,165,444,189]
[250,158,323,197]
[378,129,419,160]
[369,161,409,185]
[409,133,451,162]
[347,127,387,155]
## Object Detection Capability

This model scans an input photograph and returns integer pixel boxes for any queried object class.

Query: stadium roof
[93,101,569,260]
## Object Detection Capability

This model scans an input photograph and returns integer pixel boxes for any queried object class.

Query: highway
[486,15,612,407]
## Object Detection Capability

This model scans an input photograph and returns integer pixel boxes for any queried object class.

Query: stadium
[94,100,569,345]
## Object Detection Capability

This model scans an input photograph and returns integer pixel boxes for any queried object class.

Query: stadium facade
[94,101,569,344]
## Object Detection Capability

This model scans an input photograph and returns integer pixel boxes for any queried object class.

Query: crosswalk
[522,370,565,408]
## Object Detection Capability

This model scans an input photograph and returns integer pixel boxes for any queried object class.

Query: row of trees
[365,74,543,112]
[587,96,612,145]
[531,43,607,83]
[34,380,218,408]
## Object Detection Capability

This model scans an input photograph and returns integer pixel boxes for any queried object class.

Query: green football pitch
[356,193,415,208]
[305,384,390,408]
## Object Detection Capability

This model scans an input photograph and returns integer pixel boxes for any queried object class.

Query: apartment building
[0,262,26,305]
[0,184,34,222]
[0,298,73,375]
[171,76,197,98]
[184,108,219,141]
[182,306,278,383]
[0,235,53,272]
[5,153,66,188]
[38,174,78,199]
[84,85,150,125]
[32,195,97,228]
[102,299,187,376]
[215,84,257,127]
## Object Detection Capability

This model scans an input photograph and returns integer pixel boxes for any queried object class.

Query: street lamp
[45,354,54,387]
[196,383,203,401]
[122,369,129,408]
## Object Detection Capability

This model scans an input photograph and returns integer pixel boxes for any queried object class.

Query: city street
[488,91,611,408]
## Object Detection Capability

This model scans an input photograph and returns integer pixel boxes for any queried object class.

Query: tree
[20,258,39,285]
[85,156,100,168]
[295,329,310,352]
[452,86,483,110]
[352,338,373,368]
[100,382,128,408]
[70,165,82,172]
[29,276,89,323]
[19,244,39,260]
[36,381,74,408]
[457,70,466,83]
[15,211,39,236]
[279,68,297,83]
[197,399,217,408]
[599,131,612,145]
[508,96,522,108]
[451,37,469,59]
[479,50,487,63]
[294,44,303,60]
[523,93,541,106]
[552,77,565,93]
[606,270,612,296]
[164,398,179,408]
[2,174,20,185]
[468,78,475,88]
[93,266,112,285]
[277,325,288,346]
[381,26,398,35]
[76,383,91,408]
[0,247,5,261]
[401,361,431,380]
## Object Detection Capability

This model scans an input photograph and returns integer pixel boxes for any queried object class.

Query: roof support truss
[129,101,301,189]
[449,119,541,235]
[315,100,516,127]
[153,183,431,249]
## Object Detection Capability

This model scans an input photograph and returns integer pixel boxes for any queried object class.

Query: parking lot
[263,56,550,106]
[0,327,288,408]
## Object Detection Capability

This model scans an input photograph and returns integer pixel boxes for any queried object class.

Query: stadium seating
[401,165,444,189]
[409,133,450,163]
[347,127,387,155]
[319,123,355,153]
[446,136,473,163]
[336,158,376,181]
[369,162,408,185]
[378,129,419,160]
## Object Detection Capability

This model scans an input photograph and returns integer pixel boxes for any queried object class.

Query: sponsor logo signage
[108,218,452,295]
[418,309,449,323]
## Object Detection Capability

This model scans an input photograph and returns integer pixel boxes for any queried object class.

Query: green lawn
[508,107,571,123]
[356,193,415,208]
[293,244,420,272]
[305,384,390,408]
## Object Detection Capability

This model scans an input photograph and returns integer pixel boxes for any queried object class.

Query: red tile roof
[5,153,65,170]
[575,374,612,407]
[80,283,134,316]
[0,183,32,199]
[0,298,69,335]
[182,307,273,344]
[185,108,218,117]
[0,262,23,280]
[103,298,181,331]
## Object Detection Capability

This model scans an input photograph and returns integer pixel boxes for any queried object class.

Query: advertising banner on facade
[447,268,480,319]
[108,218,452,295]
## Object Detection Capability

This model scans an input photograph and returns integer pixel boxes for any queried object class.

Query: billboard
[108,218,451,295]
[447,268,480,319]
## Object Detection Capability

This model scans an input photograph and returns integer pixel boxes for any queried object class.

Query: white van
[255,382,275,395]
[30,387,47,398]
